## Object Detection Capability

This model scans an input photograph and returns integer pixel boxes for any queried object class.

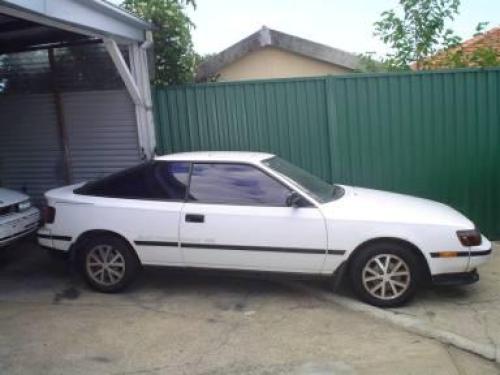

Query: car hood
[0,188,28,207]
[321,185,474,228]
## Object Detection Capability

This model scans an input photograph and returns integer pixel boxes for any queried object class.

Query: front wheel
[350,242,420,307]
[80,234,140,293]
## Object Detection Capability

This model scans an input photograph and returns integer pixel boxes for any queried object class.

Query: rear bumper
[36,231,72,251]
[432,269,479,286]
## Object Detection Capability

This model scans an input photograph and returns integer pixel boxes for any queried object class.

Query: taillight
[456,229,482,247]
[43,206,55,224]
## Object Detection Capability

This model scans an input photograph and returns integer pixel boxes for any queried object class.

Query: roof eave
[197,27,361,80]
[0,0,152,43]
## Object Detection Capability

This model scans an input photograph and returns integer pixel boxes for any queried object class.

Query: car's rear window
[74,162,190,200]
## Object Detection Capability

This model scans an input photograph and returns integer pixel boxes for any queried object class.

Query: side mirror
[286,191,302,208]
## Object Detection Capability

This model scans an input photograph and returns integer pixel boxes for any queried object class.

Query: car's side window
[75,162,190,200]
[153,162,190,200]
[187,163,292,206]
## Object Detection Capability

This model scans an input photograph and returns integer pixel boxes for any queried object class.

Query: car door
[129,161,190,266]
[179,162,328,273]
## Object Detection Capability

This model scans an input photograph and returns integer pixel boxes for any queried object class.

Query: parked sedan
[37,152,492,307]
[1,188,40,247]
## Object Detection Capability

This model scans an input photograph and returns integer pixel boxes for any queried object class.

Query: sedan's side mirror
[286,191,302,208]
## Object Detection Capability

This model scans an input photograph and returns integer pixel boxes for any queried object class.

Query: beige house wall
[216,47,352,81]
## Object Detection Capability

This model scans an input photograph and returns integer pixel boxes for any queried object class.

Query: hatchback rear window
[74,162,190,200]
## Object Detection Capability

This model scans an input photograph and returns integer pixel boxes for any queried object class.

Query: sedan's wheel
[80,234,140,293]
[362,254,411,300]
[350,242,421,307]
[86,245,126,287]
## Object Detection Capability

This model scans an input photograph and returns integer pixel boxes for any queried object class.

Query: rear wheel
[350,242,421,307]
[79,234,139,293]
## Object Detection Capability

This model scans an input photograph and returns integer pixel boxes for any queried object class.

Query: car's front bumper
[0,207,40,247]
[468,246,493,270]
[432,268,480,286]
[429,241,492,286]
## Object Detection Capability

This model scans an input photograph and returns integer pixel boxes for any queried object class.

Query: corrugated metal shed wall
[0,46,141,204]
[63,90,141,182]
[153,68,500,239]
[0,90,140,203]
[0,94,65,204]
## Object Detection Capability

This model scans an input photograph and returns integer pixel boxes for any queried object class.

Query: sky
[110,0,500,57]
[185,0,499,57]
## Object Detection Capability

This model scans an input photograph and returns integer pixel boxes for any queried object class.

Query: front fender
[325,220,469,275]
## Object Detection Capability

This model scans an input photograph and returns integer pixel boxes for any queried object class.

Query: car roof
[154,151,275,163]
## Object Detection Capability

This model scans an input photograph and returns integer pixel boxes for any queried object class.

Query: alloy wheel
[361,253,411,300]
[86,244,126,286]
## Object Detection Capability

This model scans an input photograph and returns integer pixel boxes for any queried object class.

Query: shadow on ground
[0,237,496,313]
[0,236,329,306]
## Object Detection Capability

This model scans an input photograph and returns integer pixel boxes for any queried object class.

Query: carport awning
[0,0,152,50]
[0,13,97,54]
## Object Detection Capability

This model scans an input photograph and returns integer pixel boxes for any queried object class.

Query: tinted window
[154,162,190,199]
[188,163,291,205]
[75,162,189,200]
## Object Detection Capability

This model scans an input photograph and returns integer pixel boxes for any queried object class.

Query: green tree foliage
[122,0,197,85]
[356,52,389,73]
[374,0,461,70]
[373,0,499,70]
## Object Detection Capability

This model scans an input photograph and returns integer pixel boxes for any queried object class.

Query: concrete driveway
[0,237,498,375]
[390,243,500,355]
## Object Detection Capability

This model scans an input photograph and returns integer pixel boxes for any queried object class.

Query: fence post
[324,76,337,183]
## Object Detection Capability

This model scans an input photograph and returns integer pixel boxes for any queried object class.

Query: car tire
[350,242,421,307]
[79,234,140,293]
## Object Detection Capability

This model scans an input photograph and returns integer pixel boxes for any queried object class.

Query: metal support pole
[48,48,72,184]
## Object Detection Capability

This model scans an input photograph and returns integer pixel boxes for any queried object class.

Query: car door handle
[185,214,205,223]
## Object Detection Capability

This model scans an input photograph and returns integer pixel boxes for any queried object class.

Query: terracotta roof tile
[459,26,500,53]
[412,26,500,69]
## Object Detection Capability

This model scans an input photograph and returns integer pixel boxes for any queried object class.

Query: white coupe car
[38,152,492,307]
[1,188,40,247]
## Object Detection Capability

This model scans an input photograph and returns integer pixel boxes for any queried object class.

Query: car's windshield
[262,157,344,203]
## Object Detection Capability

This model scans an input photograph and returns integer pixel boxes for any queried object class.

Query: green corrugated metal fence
[153,68,500,239]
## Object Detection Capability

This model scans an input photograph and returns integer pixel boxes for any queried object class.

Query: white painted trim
[104,38,152,159]
[103,38,143,106]
[137,46,156,156]
[129,44,156,158]
[141,30,153,50]
[129,44,148,159]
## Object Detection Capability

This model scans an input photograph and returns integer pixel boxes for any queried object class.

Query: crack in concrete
[445,345,466,375]
[112,362,179,375]
[462,302,499,363]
